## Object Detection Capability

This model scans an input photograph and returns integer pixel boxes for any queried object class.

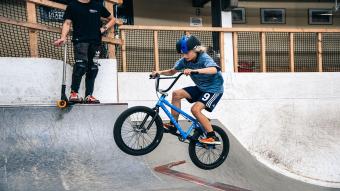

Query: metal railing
[119,25,340,72]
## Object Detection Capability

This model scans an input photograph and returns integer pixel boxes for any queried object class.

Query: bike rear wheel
[188,125,229,170]
[113,106,164,156]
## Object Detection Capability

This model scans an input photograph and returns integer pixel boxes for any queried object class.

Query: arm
[54,19,72,46]
[195,67,218,74]
[100,16,116,34]
[61,19,72,40]
[152,68,178,76]
[183,67,217,76]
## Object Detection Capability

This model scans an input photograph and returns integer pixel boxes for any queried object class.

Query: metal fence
[116,29,222,72]
[119,26,340,73]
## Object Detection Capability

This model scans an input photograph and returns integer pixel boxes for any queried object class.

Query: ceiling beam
[192,0,211,8]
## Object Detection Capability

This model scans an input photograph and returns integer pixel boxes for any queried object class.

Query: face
[182,50,197,62]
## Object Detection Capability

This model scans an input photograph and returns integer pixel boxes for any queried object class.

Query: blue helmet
[176,35,201,54]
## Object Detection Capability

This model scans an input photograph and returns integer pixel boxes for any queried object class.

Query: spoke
[210,149,220,162]
[145,132,154,142]
[197,146,215,165]
[121,129,135,136]
[137,133,141,149]
[203,151,210,164]
[196,144,224,165]
[214,146,223,151]
[132,133,140,149]
[125,117,136,128]
[198,149,208,162]
[119,110,160,150]
[139,133,146,149]
[125,132,138,148]
[207,150,212,164]
[196,147,206,156]
[146,129,156,137]
[141,133,150,147]
[122,132,136,141]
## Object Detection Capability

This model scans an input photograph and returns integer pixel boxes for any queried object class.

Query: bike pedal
[163,128,177,134]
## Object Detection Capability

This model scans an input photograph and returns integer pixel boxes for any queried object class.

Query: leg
[192,92,223,144]
[85,63,98,96]
[191,102,213,133]
[71,43,89,93]
[85,43,101,96]
[171,89,191,121]
[71,61,87,92]
[163,89,192,134]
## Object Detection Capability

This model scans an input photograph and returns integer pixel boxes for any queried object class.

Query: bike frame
[155,94,205,140]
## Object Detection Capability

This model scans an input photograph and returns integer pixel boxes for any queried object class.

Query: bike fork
[138,106,160,131]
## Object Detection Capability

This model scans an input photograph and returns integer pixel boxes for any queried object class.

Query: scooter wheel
[57,100,67,108]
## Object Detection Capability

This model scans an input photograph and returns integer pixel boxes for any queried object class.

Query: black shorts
[183,86,223,112]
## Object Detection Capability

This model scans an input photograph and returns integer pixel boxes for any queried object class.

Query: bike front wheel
[188,125,229,170]
[113,106,164,156]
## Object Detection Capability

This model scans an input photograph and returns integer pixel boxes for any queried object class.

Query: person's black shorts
[183,86,223,112]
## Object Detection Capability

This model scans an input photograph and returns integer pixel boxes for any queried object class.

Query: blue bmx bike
[113,72,229,169]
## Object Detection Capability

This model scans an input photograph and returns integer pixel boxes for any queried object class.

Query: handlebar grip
[191,71,199,75]
[149,73,160,79]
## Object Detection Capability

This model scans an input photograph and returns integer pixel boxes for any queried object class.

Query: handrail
[26,0,123,25]
[27,0,122,10]
[0,16,123,45]
[119,25,340,33]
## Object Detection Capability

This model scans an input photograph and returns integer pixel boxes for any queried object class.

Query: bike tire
[188,125,229,170]
[113,106,164,156]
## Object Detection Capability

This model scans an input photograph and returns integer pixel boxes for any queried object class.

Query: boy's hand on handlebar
[150,71,160,78]
[183,69,199,76]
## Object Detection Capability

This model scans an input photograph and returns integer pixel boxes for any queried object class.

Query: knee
[191,105,202,116]
[172,90,183,100]
[73,60,87,77]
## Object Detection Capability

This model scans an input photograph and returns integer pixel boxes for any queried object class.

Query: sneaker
[84,95,100,104]
[69,91,83,103]
[163,122,177,134]
[199,136,221,145]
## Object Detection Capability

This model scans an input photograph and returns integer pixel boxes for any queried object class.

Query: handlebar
[149,71,199,93]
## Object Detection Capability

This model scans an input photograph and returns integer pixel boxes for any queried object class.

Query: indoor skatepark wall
[0,58,118,104]
[118,72,340,188]
[1,58,339,188]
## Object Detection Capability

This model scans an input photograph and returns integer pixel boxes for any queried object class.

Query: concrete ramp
[0,104,339,191]
[144,120,339,191]
[0,104,210,191]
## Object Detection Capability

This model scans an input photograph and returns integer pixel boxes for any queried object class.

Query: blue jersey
[174,52,224,93]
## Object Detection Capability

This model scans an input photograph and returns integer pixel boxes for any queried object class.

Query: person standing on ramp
[54,0,116,103]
